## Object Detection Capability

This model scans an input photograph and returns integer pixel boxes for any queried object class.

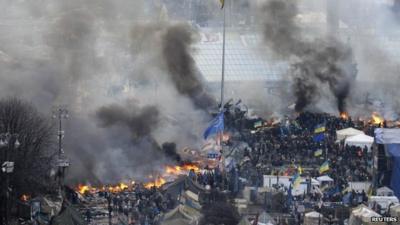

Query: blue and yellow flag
[313,124,326,142]
[220,0,225,9]
[291,173,302,188]
[314,124,326,134]
[203,112,224,140]
[314,149,323,157]
[319,161,330,174]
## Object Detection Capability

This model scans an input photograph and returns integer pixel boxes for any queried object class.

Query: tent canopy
[336,128,364,141]
[305,211,323,218]
[317,175,334,182]
[349,205,382,224]
[377,186,394,196]
[345,134,374,149]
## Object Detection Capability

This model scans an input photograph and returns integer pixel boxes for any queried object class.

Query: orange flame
[144,177,166,189]
[165,164,200,176]
[108,182,130,193]
[20,194,30,202]
[371,112,384,125]
[75,163,200,192]
[340,112,349,120]
[77,185,90,195]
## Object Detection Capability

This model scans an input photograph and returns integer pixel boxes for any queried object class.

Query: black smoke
[161,142,181,162]
[261,0,357,113]
[96,102,160,140]
[162,24,216,110]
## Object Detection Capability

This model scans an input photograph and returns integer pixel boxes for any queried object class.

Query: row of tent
[336,128,374,150]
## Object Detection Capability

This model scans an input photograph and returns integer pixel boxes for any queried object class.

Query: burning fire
[77,185,91,195]
[75,163,201,192]
[77,182,130,194]
[20,194,31,202]
[371,112,384,125]
[340,112,349,120]
[165,164,200,176]
[145,163,200,189]
[144,177,167,189]
[108,183,129,193]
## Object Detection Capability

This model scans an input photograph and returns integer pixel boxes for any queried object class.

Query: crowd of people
[224,110,378,189]
[77,107,387,224]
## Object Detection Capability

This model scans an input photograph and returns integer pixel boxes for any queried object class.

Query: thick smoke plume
[161,142,182,163]
[162,24,216,110]
[261,0,357,113]
[96,102,160,140]
[0,0,215,183]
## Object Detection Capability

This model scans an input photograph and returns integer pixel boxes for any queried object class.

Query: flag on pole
[203,112,224,140]
[313,124,326,142]
[314,124,326,133]
[319,161,330,174]
[291,173,302,189]
[220,0,225,9]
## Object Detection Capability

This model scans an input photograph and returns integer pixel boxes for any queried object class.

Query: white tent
[349,205,384,225]
[317,175,334,182]
[377,186,395,196]
[304,211,324,225]
[345,134,374,150]
[336,128,364,141]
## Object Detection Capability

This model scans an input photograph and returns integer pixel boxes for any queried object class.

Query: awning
[336,128,364,141]
[345,134,374,149]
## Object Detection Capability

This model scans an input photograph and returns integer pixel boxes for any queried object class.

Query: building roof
[194,29,288,83]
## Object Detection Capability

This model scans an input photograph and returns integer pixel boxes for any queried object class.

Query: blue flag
[203,112,224,139]
[313,133,325,142]
[287,184,293,207]
[313,123,325,142]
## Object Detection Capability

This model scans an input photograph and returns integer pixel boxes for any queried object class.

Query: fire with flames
[76,163,201,194]
[20,194,31,202]
[371,112,384,125]
[340,112,349,120]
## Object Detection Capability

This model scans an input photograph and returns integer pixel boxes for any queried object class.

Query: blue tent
[375,128,400,199]
[387,144,400,199]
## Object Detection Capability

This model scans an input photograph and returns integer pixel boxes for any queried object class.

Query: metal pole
[220,3,226,111]
[58,110,63,189]
[325,133,328,161]
[5,136,9,225]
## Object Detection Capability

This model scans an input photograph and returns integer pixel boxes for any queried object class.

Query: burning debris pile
[75,163,200,194]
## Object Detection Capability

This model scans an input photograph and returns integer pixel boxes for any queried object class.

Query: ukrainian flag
[292,173,302,188]
[319,161,330,174]
[313,124,326,142]
[314,124,326,134]
[314,149,323,157]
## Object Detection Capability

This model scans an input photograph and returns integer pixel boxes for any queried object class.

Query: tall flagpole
[220,1,226,111]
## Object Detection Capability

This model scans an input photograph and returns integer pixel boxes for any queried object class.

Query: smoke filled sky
[1,0,400,182]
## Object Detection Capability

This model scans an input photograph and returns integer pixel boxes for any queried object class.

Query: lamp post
[52,107,69,191]
[1,132,20,225]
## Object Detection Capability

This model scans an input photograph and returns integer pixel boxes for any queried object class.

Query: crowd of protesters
[223,110,379,188]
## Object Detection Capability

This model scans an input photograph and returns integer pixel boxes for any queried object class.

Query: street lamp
[1,132,20,225]
[52,107,69,191]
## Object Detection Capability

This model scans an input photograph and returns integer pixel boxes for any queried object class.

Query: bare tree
[0,97,56,201]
